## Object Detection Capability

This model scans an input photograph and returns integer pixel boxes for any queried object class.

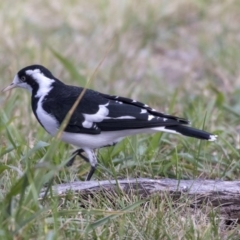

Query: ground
[1,0,240,239]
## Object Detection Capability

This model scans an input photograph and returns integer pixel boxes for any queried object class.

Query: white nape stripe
[26,69,41,75]
[83,103,109,122]
[25,69,58,135]
[26,69,55,98]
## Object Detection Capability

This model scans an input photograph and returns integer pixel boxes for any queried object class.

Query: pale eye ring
[21,76,26,81]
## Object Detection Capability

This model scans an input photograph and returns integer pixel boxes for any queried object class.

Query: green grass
[1,0,240,239]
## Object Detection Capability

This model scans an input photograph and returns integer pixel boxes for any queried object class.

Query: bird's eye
[21,76,26,82]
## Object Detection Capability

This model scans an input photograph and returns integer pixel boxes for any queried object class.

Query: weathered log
[40,178,240,219]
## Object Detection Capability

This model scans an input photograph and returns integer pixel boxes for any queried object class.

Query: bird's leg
[83,148,98,181]
[67,148,98,180]
[83,143,119,180]
[84,143,117,180]
[66,148,89,167]
[66,143,116,167]
[86,165,97,181]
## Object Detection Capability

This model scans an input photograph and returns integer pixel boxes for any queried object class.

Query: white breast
[36,96,59,135]
[29,69,59,135]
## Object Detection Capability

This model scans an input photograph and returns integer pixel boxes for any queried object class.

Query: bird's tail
[164,125,217,141]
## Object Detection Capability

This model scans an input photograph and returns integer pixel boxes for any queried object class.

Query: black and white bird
[2,65,217,180]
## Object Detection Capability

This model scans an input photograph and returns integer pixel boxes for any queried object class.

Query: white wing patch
[83,103,109,124]
[140,109,147,114]
[105,116,135,119]
[82,120,93,128]
[148,115,155,121]
[151,126,180,135]
[83,102,136,127]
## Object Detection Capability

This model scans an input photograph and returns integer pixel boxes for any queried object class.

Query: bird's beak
[1,83,17,93]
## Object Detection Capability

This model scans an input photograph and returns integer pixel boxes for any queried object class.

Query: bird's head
[2,65,56,95]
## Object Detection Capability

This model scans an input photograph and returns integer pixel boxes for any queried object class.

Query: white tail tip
[208,135,218,141]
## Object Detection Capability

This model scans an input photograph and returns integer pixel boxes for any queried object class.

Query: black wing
[97,93,189,131]
[100,93,189,124]
[41,84,106,134]
[41,83,189,134]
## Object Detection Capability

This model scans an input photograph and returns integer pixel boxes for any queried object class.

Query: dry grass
[1,0,240,239]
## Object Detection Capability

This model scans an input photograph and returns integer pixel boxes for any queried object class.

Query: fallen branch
[40,178,240,219]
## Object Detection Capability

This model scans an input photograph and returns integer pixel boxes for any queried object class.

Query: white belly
[60,128,165,149]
